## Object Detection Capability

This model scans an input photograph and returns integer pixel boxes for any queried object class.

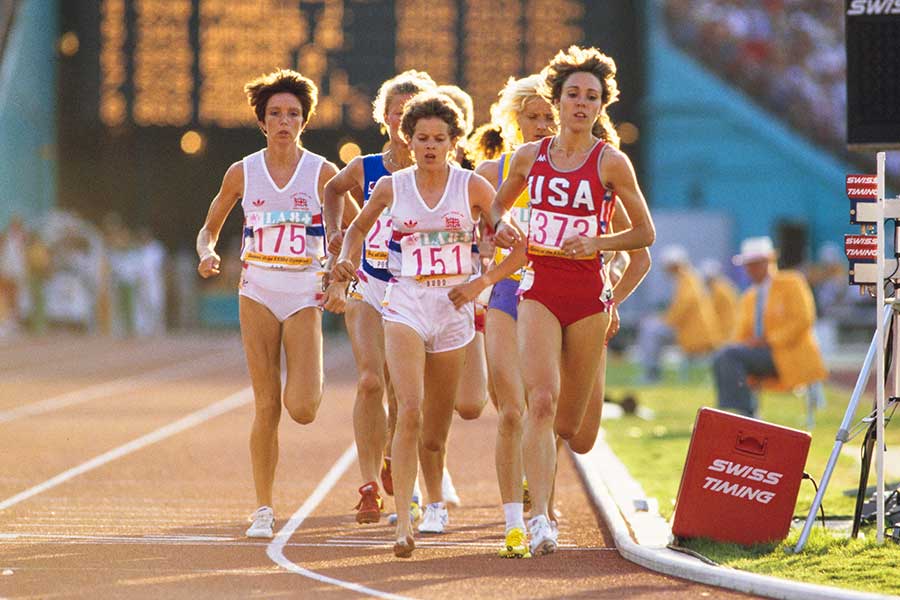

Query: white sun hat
[733,236,776,266]
[659,244,688,267]
[699,258,721,279]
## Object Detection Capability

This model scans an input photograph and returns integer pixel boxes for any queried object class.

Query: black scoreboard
[845,0,900,149]
[59,1,644,247]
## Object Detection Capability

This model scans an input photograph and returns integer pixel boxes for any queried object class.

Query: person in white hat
[712,236,827,417]
[635,244,716,382]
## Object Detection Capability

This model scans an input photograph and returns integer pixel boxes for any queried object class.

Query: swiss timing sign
[846,174,878,199]
[845,234,878,261]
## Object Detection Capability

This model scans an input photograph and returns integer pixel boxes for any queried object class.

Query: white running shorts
[382,279,475,353]
[239,265,323,322]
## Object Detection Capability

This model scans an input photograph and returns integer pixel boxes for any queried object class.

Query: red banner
[846,174,878,199]
[844,234,877,261]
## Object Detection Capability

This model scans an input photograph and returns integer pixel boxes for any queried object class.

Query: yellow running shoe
[498,527,531,558]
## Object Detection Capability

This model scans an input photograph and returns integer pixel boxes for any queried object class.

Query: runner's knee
[356,369,385,400]
[497,399,524,434]
[285,393,320,425]
[455,399,484,421]
[526,386,556,425]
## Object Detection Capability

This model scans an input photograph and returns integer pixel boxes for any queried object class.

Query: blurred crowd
[664,0,900,178]
[0,211,167,338]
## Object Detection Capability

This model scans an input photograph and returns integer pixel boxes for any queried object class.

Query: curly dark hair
[542,46,620,147]
[244,69,318,125]
[399,92,465,142]
[467,123,508,164]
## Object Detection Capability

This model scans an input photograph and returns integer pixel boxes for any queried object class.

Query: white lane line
[0,532,613,552]
[266,445,413,600]
[0,351,237,424]
[0,387,253,512]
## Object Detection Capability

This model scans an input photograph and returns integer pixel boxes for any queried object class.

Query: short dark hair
[244,69,318,124]
[400,92,465,142]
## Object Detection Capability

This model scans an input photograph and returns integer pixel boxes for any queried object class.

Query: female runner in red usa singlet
[489,46,656,557]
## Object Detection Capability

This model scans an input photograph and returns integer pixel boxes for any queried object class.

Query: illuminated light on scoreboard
[59,31,80,57]
[99,0,126,127]
[92,1,591,130]
[180,130,205,154]
[617,122,640,145]
[395,0,457,84]
[463,0,522,123]
[524,0,585,73]
[133,0,192,127]
[338,141,362,164]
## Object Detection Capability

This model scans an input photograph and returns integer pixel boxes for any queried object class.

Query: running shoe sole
[393,536,415,558]
[356,509,381,524]
[531,538,557,556]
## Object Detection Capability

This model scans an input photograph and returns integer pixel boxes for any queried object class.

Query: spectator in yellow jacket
[700,258,739,347]
[712,237,827,417]
[636,245,716,382]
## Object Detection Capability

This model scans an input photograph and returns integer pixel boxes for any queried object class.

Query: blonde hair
[541,45,620,147]
[436,84,474,136]
[490,73,547,147]
[371,70,436,134]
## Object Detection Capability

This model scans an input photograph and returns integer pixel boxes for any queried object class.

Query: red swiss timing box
[672,408,811,545]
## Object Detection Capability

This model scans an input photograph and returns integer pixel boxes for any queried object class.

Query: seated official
[712,237,826,418]
[636,244,716,382]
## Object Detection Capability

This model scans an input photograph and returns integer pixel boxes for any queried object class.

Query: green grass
[602,355,900,595]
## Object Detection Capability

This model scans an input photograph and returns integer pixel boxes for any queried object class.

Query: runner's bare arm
[448,174,525,308]
[489,142,540,247]
[448,231,526,309]
[474,158,500,191]
[197,161,243,278]
[609,199,651,305]
[571,147,655,254]
[322,157,364,254]
[332,176,393,282]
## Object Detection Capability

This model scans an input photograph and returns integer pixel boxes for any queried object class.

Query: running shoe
[498,527,531,558]
[381,457,394,496]
[355,481,383,524]
[522,478,531,513]
[246,506,275,539]
[387,496,422,525]
[442,469,461,507]
[393,535,415,558]
[528,515,558,557]
[418,502,449,534]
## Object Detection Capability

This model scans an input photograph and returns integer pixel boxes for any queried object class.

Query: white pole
[876,151,886,544]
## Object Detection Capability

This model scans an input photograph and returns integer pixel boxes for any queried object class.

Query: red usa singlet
[519,136,616,326]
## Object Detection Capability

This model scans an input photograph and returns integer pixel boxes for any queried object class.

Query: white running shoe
[246,506,275,538]
[442,469,461,507]
[417,502,449,534]
[528,515,558,556]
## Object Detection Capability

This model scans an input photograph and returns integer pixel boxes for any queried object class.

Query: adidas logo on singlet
[536,155,547,162]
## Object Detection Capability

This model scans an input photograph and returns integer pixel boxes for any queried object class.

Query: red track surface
[0,334,755,599]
